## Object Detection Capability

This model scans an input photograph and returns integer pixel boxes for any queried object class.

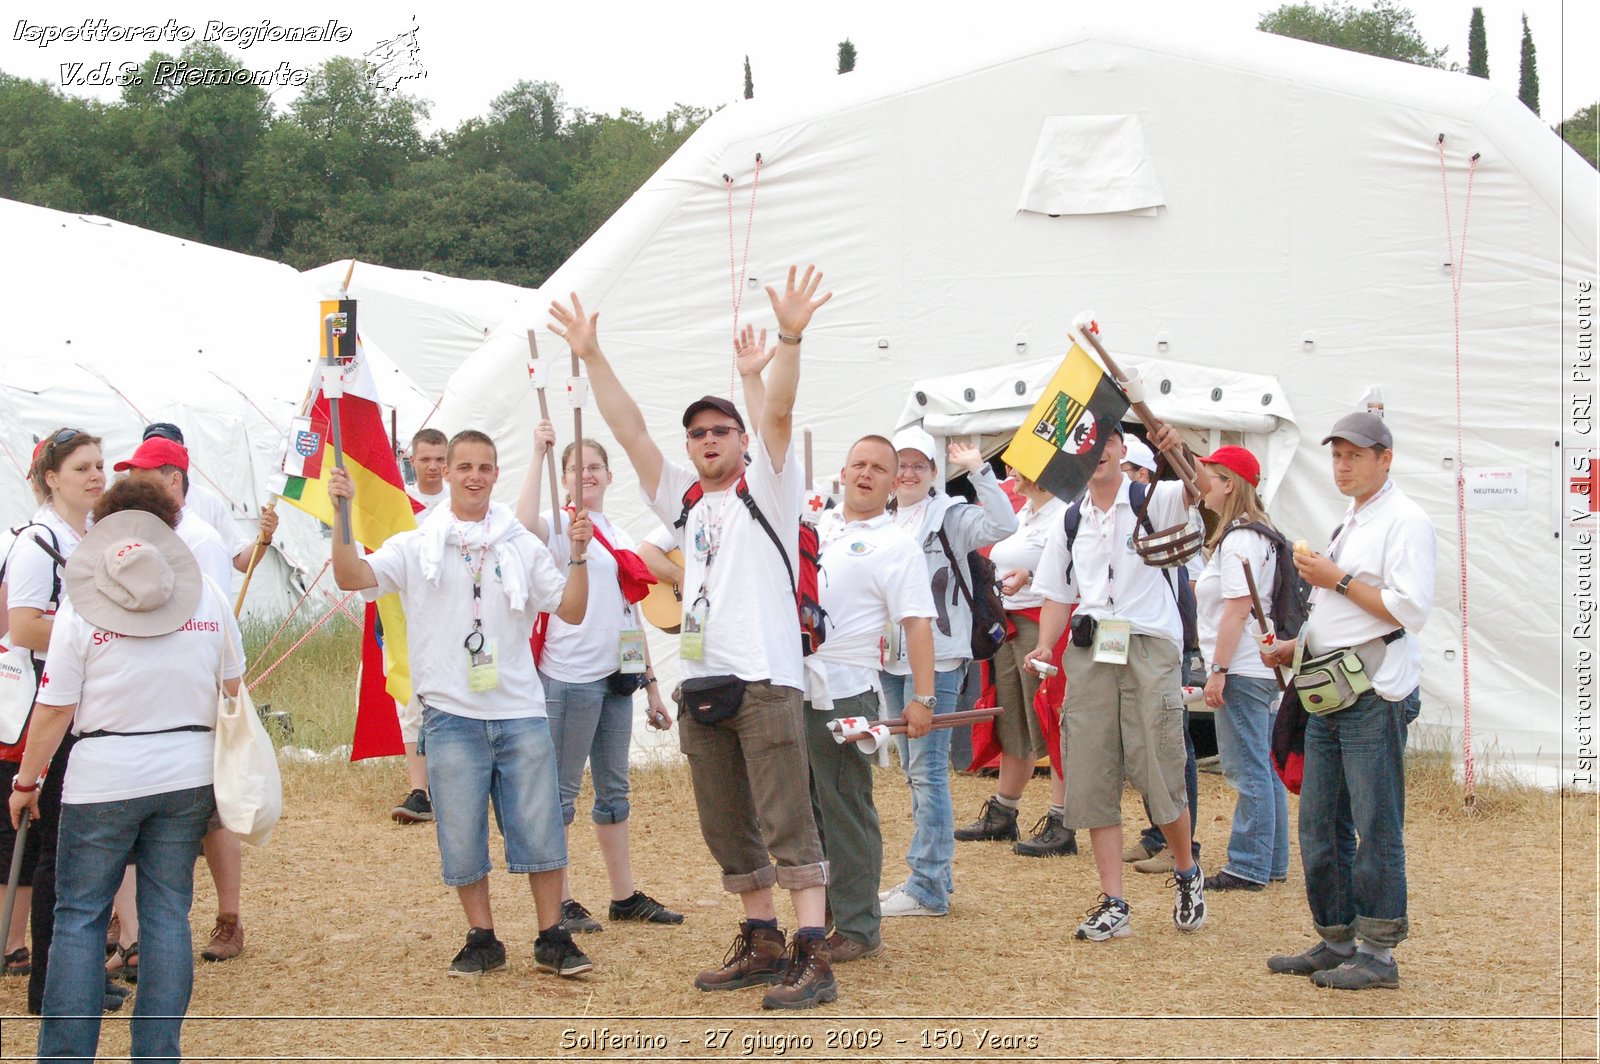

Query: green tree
[1258,0,1448,68]
[837,39,857,74]
[1518,13,1539,115]
[1466,8,1488,78]
[289,56,426,197]
[1556,103,1597,169]
[0,74,108,214]
[743,56,754,99]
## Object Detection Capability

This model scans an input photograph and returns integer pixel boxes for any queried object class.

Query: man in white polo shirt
[803,435,936,964]
[1264,412,1435,990]
[330,429,596,979]
[1027,422,1207,941]
[548,265,840,1010]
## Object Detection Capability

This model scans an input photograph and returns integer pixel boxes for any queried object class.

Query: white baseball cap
[891,426,938,462]
[1121,435,1158,473]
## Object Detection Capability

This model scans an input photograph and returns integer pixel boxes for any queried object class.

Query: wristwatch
[1208,663,1229,676]
[911,694,938,710]
[1335,573,1354,596]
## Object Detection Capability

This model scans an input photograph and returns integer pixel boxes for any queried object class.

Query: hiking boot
[1123,838,1159,862]
[1311,951,1400,990]
[1267,940,1353,976]
[824,932,884,964]
[559,898,603,934]
[534,930,594,977]
[391,789,434,824]
[1133,847,1175,874]
[609,890,684,925]
[3,947,30,977]
[880,888,946,918]
[693,924,787,991]
[1013,813,1078,857]
[1171,867,1207,932]
[201,915,243,962]
[448,927,506,977]
[1204,869,1266,892]
[953,797,1019,842]
[761,936,837,1010]
[1074,895,1131,941]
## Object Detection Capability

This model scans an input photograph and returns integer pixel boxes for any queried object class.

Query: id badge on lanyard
[464,626,499,691]
[1093,618,1132,665]
[619,627,647,673]
[681,594,709,660]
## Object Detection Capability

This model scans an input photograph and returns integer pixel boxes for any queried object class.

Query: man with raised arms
[548,265,839,1009]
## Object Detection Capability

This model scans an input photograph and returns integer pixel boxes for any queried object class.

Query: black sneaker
[448,927,507,977]
[953,797,1020,842]
[610,890,684,925]
[559,898,603,934]
[391,789,434,824]
[1204,869,1266,892]
[1013,813,1078,857]
[534,930,594,977]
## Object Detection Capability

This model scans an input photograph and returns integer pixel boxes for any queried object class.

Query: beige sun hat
[65,510,201,637]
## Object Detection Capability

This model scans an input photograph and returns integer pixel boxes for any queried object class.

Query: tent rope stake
[1437,133,1481,809]
[724,153,763,398]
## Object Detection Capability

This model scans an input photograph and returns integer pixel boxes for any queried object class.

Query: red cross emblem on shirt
[39,672,49,689]
[805,493,826,514]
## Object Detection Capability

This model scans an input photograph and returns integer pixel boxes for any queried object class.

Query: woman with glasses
[3,428,106,1011]
[516,420,682,934]
[876,427,1016,919]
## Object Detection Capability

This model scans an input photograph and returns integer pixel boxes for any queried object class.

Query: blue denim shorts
[419,707,567,886]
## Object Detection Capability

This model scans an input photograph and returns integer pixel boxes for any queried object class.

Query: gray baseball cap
[1321,411,1392,450]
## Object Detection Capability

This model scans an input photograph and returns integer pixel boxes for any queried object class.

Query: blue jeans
[1213,675,1290,884]
[540,673,633,826]
[40,785,215,1064]
[881,667,964,912]
[419,708,567,885]
[1299,689,1410,948]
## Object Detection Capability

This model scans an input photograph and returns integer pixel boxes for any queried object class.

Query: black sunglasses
[687,425,740,440]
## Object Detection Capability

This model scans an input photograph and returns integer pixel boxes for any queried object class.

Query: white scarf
[417,502,530,613]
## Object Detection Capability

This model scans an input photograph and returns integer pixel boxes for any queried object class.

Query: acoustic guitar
[639,548,685,633]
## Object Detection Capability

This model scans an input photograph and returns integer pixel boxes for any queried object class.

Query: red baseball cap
[1196,445,1260,488]
[114,436,189,473]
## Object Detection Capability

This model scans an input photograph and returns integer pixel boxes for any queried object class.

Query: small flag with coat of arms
[1002,342,1130,502]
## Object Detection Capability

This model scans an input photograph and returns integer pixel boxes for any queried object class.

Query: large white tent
[0,200,437,622]
[431,24,1596,784]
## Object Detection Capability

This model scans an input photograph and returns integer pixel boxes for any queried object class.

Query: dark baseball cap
[142,422,185,444]
[681,395,745,431]
[1321,412,1392,450]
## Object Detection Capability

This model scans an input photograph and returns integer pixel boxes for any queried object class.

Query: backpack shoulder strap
[2,522,62,608]
[734,478,796,592]
[673,483,704,530]
[934,525,974,607]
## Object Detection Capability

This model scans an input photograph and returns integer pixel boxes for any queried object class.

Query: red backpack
[674,477,826,657]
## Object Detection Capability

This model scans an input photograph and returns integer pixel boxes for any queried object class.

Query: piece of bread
[1293,539,1312,558]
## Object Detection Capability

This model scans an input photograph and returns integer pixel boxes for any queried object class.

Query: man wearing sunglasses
[548,265,840,1009]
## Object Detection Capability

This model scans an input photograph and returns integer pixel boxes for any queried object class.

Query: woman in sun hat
[1192,444,1290,893]
[8,476,244,1063]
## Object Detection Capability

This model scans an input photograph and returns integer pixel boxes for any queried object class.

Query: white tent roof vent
[1017,115,1166,217]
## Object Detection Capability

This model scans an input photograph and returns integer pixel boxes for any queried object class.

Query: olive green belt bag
[1291,630,1404,716]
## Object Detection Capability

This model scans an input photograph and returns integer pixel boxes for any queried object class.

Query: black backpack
[934,527,1007,661]
[1216,520,1313,639]
[1060,482,1199,651]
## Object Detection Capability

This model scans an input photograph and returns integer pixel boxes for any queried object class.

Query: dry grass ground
[0,744,1593,1063]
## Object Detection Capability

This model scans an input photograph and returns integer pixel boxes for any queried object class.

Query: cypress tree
[1518,13,1539,115]
[1466,8,1488,78]
[744,56,754,100]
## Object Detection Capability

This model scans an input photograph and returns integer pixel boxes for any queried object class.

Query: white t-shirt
[177,509,236,593]
[409,486,447,522]
[1033,476,1191,647]
[814,511,935,701]
[365,505,567,720]
[642,525,679,552]
[540,510,639,685]
[988,495,1068,611]
[184,483,252,560]
[1302,479,1435,699]
[644,438,804,690]
[5,506,81,615]
[38,589,245,804]
[1196,525,1278,680]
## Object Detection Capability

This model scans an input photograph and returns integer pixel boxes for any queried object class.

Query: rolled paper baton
[827,717,874,745]
[853,724,893,756]
[1181,687,1206,707]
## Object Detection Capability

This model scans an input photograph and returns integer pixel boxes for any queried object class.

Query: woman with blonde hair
[1193,445,1290,892]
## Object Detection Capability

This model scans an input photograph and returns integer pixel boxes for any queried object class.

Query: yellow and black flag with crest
[1002,343,1130,502]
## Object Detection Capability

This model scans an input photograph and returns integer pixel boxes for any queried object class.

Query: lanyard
[693,488,744,599]
[1087,499,1121,609]
[454,511,490,652]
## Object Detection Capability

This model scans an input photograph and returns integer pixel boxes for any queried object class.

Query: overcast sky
[2,1,1594,131]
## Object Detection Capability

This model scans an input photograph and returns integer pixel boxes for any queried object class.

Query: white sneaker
[880,888,946,918]
[878,880,907,903]
[1171,866,1208,933]
[1074,894,1132,941]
